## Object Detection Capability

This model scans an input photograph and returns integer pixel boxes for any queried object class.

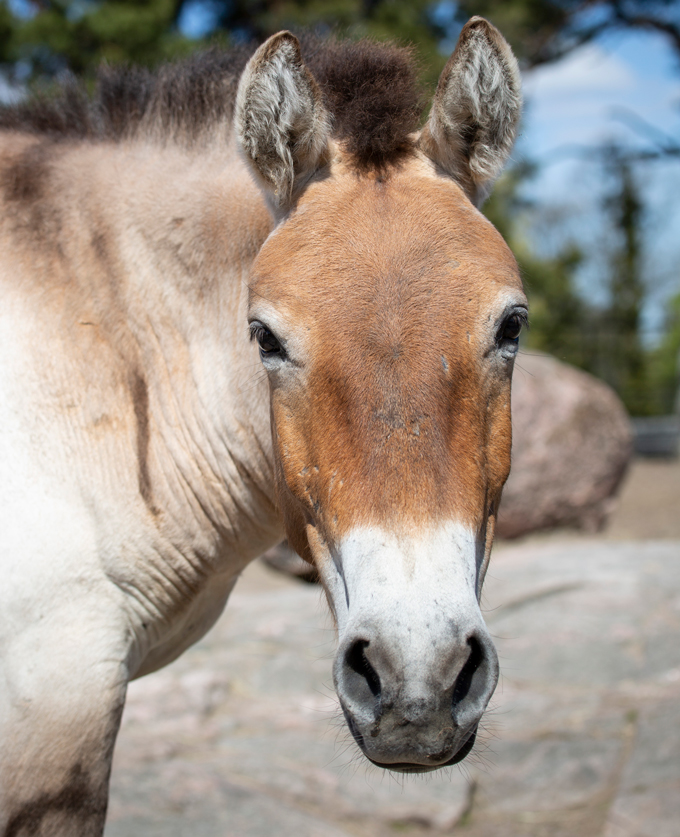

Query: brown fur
[5,764,106,837]
[130,369,159,517]
[250,159,522,559]
[303,38,422,169]
[0,141,64,245]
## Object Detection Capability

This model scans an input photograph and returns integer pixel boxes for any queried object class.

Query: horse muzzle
[333,621,498,772]
[317,523,499,771]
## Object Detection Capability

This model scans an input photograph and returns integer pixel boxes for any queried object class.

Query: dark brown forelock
[302,37,423,170]
[0,38,423,170]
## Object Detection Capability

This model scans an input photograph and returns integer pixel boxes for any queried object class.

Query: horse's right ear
[235,32,331,214]
[418,17,522,206]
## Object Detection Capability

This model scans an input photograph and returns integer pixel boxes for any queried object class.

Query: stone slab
[107,539,680,836]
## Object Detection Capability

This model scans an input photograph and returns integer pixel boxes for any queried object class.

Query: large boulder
[497,352,632,538]
[261,540,319,583]
[262,353,633,579]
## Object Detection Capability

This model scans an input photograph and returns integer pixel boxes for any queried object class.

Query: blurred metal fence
[631,415,680,457]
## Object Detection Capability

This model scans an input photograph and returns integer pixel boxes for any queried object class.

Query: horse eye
[250,323,283,357]
[499,313,524,342]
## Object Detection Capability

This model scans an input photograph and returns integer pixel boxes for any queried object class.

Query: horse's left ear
[235,32,331,214]
[419,17,522,206]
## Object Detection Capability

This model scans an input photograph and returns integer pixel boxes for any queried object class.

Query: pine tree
[597,149,652,414]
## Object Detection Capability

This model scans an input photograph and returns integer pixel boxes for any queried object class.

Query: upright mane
[0,37,423,170]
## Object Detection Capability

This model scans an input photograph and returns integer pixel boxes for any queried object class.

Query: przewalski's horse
[0,17,525,835]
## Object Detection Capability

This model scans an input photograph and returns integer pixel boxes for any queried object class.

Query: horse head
[236,18,525,772]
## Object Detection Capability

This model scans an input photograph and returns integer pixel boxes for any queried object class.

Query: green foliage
[520,245,590,366]
[0,0,194,79]
[455,0,570,64]
[483,165,592,371]
[488,145,679,417]
[0,0,448,88]
[648,292,680,413]
[596,152,652,415]
[239,0,448,90]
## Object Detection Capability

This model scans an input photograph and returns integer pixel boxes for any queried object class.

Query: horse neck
[81,137,281,563]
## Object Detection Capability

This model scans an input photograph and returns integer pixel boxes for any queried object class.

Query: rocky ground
[105,458,680,837]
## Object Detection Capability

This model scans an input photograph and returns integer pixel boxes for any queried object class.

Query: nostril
[452,636,486,709]
[344,639,381,702]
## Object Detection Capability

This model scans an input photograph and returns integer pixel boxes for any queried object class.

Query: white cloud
[522,43,636,97]
[518,37,680,157]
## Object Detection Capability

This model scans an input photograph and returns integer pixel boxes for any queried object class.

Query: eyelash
[249,322,284,357]
[498,311,527,342]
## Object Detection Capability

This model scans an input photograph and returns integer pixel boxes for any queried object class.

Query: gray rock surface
[106,537,680,837]
[498,352,632,538]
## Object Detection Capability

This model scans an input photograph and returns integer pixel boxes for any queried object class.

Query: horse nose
[335,627,499,767]
[339,630,497,722]
[449,632,499,730]
[342,638,383,710]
